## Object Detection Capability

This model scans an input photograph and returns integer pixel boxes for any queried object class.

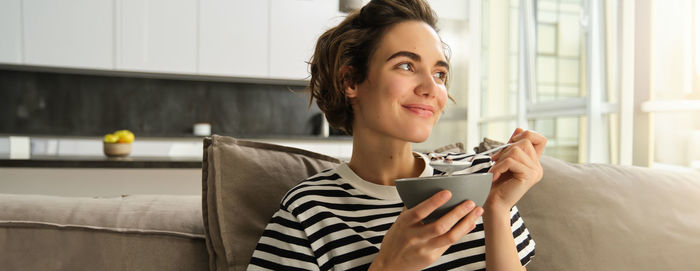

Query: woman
[250,0,547,270]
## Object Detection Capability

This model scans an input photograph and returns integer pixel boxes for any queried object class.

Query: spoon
[429,143,513,176]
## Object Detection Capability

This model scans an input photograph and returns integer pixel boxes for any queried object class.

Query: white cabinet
[0,0,22,64]
[198,0,268,78]
[269,0,342,80]
[116,0,198,74]
[7,0,350,80]
[22,0,114,69]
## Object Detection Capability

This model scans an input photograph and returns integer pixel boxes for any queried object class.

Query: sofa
[2,134,700,270]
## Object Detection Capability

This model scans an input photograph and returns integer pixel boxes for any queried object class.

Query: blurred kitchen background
[1,0,698,196]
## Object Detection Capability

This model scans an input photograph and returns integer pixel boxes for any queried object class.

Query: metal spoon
[429,143,512,176]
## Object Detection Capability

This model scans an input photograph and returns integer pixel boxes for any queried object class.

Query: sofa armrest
[0,193,209,270]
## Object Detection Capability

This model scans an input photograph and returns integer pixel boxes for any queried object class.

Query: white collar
[335,152,433,200]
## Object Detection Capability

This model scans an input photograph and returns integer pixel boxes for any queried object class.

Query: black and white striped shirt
[249,152,535,270]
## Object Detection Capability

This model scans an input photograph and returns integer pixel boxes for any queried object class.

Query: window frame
[469,0,622,164]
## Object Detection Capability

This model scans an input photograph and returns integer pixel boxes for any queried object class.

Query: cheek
[372,78,408,114]
[437,89,448,111]
[383,76,411,98]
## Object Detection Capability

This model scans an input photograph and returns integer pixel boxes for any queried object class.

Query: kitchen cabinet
[269,0,343,80]
[0,0,22,64]
[7,0,354,80]
[198,0,268,78]
[22,0,114,69]
[115,0,198,74]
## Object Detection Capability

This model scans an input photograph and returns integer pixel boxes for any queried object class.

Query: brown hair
[308,0,448,135]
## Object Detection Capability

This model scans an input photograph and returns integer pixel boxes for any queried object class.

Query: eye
[433,71,447,82]
[397,62,413,71]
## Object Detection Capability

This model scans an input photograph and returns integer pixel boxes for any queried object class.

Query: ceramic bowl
[395,173,492,223]
[103,142,132,157]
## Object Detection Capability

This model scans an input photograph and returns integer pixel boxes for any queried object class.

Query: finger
[486,128,524,162]
[493,139,537,162]
[492,143,537,171]
[488,157,533,183]
[402,190,452,224]
[511,130,547,157]
[508,128,525,143]
[489,144,511,161]
[418,200,475,239]
[427,206,484,248]
[489,156,515,182]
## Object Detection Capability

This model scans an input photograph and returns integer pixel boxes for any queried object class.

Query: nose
[414,70,442,98]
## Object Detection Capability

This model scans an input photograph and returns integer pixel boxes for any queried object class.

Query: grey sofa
[0,194,208,270]
[2,135,700,270]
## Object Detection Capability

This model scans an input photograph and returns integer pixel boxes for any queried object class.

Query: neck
[347,128,425,186]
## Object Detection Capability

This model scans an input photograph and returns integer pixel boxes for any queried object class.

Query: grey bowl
[395,173,492,223]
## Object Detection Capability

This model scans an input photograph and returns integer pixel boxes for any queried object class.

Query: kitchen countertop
[0,155,202,169]
[0,135,353,168]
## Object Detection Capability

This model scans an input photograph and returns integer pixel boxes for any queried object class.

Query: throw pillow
[201,135,341,271]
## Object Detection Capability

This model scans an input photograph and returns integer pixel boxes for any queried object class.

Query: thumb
[509,128,525,143]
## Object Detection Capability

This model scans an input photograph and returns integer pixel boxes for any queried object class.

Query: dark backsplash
[0,69,326,137]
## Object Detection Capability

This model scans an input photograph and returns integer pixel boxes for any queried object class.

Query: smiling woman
[248,1,544,270]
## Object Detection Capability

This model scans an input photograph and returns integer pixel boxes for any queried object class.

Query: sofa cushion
[201,135,341,271]
[0,193,208,270]
[518,156,700,271]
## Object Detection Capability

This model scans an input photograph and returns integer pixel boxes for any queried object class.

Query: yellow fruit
[118,133,134,143]
[104,134,119,143]
[114,130,130,137]
[114,130,135,143]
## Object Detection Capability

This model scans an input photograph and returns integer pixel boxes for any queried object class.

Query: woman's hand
[369,190,483,271]
[485,128,547,214]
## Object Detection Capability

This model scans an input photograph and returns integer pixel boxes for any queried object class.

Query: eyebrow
[386,51,450,70]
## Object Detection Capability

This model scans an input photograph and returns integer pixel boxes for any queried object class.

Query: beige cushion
[0,194,208,270]
[518,156,700,271]
[202,135,341,271]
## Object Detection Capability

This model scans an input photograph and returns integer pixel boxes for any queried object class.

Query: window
[472,0,699,169]
[643,0,700,169]
[471,0,619,164]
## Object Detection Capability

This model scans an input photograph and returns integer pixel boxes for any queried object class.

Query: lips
[402,104,435,117]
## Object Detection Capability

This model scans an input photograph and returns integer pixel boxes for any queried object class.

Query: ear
[339,66,358,99]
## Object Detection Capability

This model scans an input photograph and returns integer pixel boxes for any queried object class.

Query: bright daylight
[1,0,698,270]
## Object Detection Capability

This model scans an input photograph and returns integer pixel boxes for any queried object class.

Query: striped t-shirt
[249,152,535,270]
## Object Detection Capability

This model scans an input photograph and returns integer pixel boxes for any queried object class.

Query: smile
[402,104,435,117]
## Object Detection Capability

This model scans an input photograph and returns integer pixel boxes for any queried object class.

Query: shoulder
[278,167,357,212]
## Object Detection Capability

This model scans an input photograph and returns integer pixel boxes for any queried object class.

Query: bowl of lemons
[103,130,135,157]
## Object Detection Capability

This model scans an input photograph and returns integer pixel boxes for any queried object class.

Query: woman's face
[347,20,449,143]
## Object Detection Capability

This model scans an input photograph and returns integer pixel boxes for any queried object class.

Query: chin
[397,121,437,143]
[400,130,432,143]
